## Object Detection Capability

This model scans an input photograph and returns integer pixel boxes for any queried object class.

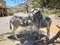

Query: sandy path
[0,13,60,45]
[0,16,13,34]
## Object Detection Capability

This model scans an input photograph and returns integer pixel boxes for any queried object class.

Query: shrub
[19,7,27,12]
[7,10,14,16]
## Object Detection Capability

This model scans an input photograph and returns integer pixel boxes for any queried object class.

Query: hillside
[15,0,32,8]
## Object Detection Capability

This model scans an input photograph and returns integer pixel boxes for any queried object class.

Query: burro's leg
[46,25,50,41]
[23,40,33,45]
[12,26,18,39]
[30,23,33,30]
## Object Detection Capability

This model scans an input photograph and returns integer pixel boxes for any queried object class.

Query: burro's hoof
[15,41,22,45]
[23,40,33,45]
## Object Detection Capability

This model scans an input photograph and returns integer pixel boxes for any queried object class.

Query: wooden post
[47,31,60,44]
[0,9,1,17]
[2,8,4,16]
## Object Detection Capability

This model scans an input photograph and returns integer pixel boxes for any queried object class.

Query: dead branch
[47,31,60,44]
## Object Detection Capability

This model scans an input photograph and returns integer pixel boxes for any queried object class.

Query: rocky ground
[0,13,60,45]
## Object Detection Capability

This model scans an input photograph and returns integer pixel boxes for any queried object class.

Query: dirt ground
[0,15,60,45]
[0,25,60,45]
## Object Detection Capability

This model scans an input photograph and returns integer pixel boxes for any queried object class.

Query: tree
[31,0,49,8]
[31,0,60,9]
[10,0,60,9]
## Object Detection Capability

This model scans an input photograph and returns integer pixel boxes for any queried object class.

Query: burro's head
[30,8,42,15]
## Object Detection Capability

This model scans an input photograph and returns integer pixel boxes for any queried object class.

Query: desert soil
[0,13,60,45]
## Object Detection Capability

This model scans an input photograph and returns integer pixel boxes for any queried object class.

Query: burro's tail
[10,20,12,30]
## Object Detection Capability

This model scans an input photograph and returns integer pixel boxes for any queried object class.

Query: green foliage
[31,0,60,15]
[19,7,27,12]
[7,10,14,16]
[11,0,60,9]
[48,0,59,5]
[31,0,43,7]
[31,0,60,8]
[42,8,60,15]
